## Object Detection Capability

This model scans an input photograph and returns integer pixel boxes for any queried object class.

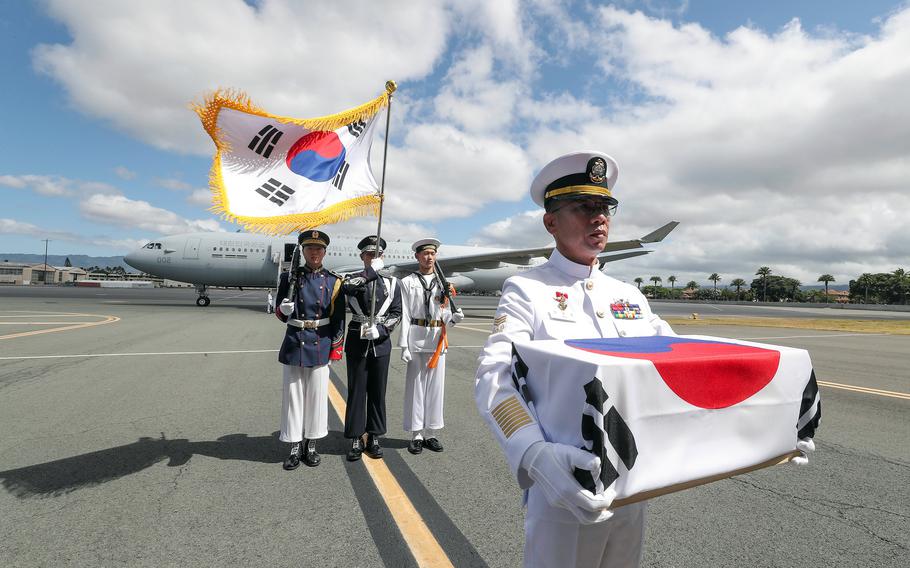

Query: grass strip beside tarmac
[664,316,910,335]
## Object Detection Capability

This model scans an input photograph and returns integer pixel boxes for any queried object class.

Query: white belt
[287,317,330,329]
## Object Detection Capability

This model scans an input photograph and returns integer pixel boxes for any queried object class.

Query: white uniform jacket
[475,248,675,485]
[398,272,455,354]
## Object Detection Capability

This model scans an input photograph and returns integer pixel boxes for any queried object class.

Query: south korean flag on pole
[193,87,392,235]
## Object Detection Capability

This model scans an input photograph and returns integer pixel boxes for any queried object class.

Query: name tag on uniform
[549,309,577,322]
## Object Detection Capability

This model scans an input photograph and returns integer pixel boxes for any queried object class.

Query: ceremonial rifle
[428,259,459,369]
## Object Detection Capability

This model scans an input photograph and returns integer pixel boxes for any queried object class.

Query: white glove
[790,438,816,466]
[522,441,615,524]
[361,324,380,340]
[451,309,465,324]
[278,300,294,316]
[401,347,412,363]
[371,257,385,270]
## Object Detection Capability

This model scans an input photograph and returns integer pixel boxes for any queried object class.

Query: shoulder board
[326,269,343,279]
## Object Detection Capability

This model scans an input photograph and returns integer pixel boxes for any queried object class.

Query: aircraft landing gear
[195,284,210,307]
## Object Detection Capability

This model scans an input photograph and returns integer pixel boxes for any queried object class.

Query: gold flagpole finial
[385,80,397,94]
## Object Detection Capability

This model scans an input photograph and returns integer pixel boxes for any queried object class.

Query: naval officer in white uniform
[475,152,674,567]
[398,238,465,454]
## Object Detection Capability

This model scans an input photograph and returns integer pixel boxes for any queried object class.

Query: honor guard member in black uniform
[341,235,402,461]
[275,230,345,470]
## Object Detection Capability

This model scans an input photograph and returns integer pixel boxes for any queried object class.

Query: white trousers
[524,486,646,568]
[279,364,329,442]
[403,352,445,432]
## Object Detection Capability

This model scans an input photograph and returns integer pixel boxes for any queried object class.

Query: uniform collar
[302,264,323,274]
[548,248,595,280]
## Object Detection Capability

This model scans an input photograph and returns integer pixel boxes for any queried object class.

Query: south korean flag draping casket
[511,335,821,507]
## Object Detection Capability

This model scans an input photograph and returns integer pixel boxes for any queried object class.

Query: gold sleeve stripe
[491,396,533,438]
[491,397,524,421]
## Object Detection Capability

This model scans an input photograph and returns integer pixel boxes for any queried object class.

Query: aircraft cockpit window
[144,242,162,249]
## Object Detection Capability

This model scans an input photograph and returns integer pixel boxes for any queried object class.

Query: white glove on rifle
[521,441,615,524]
[790,438,816,466]
[361,324,380,340]
[401,347,412,363]
[371,257,384,271]
[278,300,294,316]
[451,309,465,324]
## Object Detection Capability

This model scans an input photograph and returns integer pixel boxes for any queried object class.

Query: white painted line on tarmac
[0,348,278,361]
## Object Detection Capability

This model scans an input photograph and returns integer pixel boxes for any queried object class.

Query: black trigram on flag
[511,345,533,404]
[347,119,366,137]
[573,378,638,494]
[797,369,821,439]
[255,178,295,206]
[248,124,284,158]
[332,161,350,190]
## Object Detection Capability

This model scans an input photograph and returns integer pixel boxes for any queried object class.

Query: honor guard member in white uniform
[475,152,675,568]
[342,235,402,461]
[398,238,465,454]
[276,230,345,470]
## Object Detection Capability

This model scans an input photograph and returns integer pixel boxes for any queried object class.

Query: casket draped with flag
[511,335,820,506]
[193,86,393,235]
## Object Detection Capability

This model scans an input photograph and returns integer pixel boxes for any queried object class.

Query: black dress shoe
[364,435,383,459]
[283,442,302,470]
[347,438,363,462]
[302,441,321,467]
[407,439,423,455]
[423,438,444,452]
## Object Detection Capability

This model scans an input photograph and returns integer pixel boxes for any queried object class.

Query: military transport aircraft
[124,222,678,306]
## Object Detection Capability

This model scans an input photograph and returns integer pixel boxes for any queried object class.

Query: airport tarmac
[0,287,907,567]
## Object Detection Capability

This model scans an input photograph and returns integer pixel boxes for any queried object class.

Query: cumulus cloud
[0,174,119,197]
[114,166,137,180]
[0,218,146,251]
[79,194,223,234]
[33,0,450,154]
[511,6,910,284]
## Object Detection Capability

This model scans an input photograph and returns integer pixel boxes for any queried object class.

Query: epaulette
[326,269,343,279]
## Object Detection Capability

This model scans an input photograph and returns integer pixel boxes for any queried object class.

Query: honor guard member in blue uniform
[276,230,345,470]
[341,235,402,461]
[475,152,676,567]
[398,238,464,454]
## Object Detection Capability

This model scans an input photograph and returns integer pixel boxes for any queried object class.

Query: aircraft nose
[123,250,142,271]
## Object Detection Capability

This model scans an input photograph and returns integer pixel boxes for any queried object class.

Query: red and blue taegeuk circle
[565,336,781,409]
[285,131,346,182]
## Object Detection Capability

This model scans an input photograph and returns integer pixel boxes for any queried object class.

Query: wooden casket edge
[611,449,803,509]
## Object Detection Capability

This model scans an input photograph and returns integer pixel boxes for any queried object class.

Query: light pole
[42,239,51,285]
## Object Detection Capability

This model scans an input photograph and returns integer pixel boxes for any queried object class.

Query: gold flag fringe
[191,85,394,152]
[191,82,395,236]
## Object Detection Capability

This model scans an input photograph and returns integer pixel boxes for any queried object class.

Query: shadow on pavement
[0,430,369,498]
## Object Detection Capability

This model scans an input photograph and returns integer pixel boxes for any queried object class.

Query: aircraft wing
[385,221,678,276]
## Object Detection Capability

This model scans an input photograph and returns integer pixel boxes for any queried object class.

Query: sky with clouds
[1,0,908,286]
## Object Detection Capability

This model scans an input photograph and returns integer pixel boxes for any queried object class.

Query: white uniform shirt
[399,272,454,353]
[475,248,674,485]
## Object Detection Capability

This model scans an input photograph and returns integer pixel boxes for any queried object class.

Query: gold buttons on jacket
[585,280,594,290]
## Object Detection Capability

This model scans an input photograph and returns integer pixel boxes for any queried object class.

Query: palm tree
[633,277,644,289]
[817,274,835,304]
[686,280,699,290]
[731,278,746,300]
[708,273,721,297]
[668,275,677,289]
[649,276,662,287]
[756,266,772,301]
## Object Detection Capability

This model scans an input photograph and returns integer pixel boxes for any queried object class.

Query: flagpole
[368,80,396,327]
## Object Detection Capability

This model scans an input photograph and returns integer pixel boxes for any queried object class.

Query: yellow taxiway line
[0,312,120,340]
[326,381,454,568]
[817,380,910,401]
